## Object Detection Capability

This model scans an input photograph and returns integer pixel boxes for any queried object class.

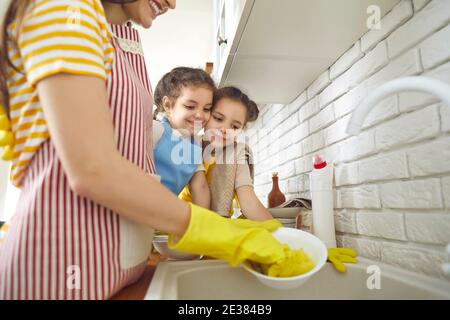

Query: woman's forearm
[75,153,191,236]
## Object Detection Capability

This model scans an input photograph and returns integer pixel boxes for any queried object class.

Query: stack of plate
[276,218,296,228]
[268,207,301,228]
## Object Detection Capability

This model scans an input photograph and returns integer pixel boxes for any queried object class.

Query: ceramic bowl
[243,227,327,290]
[152,235,202,260]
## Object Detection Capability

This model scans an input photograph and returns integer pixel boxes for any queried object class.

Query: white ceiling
[224,0,401,104]
[138,0,214,90]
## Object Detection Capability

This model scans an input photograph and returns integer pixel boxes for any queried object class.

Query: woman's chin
[137,15,154,28]
[140,20,153,28]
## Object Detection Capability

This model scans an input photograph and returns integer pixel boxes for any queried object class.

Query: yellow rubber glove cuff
[169,203,315,277]
[168,203,283,266]
[327,248,358,273]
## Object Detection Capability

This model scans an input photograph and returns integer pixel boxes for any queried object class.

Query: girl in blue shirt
[153,67,216,209]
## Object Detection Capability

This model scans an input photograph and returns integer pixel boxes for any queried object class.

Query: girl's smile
[164,86,213,135]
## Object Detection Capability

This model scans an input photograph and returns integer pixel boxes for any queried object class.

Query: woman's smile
[148,0,164,18]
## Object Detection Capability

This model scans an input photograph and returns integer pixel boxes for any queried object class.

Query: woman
[0,0,356,299]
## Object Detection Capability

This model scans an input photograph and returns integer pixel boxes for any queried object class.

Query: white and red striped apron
[0,24,157,299]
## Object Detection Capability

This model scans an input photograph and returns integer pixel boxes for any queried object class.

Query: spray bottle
[309,154,336,248]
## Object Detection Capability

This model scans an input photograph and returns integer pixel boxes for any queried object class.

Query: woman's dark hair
[0,0,32,116]
[153,67,216,119]
[212,86,259,125]
[0,0,137,116]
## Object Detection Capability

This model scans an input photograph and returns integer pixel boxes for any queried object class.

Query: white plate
[268,207,301,219]
[277,218,296,223]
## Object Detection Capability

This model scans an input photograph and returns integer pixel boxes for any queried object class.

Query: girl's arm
[188,171,210,209]
[37,74,190,236]
[236,185,273,221]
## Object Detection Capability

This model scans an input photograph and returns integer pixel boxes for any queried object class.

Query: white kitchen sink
[145,257,450,300]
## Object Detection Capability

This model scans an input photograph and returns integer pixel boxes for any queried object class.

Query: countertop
[110,252,163,300]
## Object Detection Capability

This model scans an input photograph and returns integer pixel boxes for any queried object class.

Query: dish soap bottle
[310,155,337,248]
[268,172,286,208]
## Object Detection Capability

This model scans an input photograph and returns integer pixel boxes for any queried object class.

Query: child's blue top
[153,117,203,195]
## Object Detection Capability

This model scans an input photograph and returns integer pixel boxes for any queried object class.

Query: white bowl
[152,235,202,260]
[268,207,301,219]
[243,227,327,290]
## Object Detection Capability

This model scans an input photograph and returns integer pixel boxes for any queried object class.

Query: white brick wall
[405,213,450,244]
[375,104,440,150]
[356,211,407,241]
[442,177,450,208]
[337,185,381,208]
[334,209,357,234]
[339,130,376,162]
[337,235,383,260]
[358,151,409,183]
[381,242,447,278]
[365,48,423,91]
[398,62,450,113]
[330,41,363,80]
[419,24,450,70]
[387,0,450,59]
[298,97,319,121]
[362,96,398,129]
[442,104,450,132]
[309,104,335,133]
[413,0,431,11]
[361,0,413,52]
[249,0,450,280]
[307,71,331,98]
[407,137,450,176]
[334,84,368,119]
[380,179,443,208]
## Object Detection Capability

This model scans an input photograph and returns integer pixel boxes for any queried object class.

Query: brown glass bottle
[268,172,286,208]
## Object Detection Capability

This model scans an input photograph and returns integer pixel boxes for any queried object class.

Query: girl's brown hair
[0,0,137,116]
[212,86,259,125]
[153,66,216,119]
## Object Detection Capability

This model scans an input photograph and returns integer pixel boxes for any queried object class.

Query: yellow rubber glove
[327,248,358,273]
[169,203,315,278]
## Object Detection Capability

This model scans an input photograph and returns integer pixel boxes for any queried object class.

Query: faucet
[346,76,450,135]
[345,76,450,277]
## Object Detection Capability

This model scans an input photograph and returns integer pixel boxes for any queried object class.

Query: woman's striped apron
[0,24,157,299]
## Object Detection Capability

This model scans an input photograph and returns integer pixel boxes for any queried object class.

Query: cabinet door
[213,0,254,84]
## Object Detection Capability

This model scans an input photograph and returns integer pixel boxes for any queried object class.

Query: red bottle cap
[313,155,327,169]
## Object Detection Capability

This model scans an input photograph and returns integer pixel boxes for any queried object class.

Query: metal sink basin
[145,257,450,300]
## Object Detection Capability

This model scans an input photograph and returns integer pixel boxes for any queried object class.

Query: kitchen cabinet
[212,0,401,104]
[213,0,254,86]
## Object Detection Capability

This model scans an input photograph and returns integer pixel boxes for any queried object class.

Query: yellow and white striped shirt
[6,0,114,186]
